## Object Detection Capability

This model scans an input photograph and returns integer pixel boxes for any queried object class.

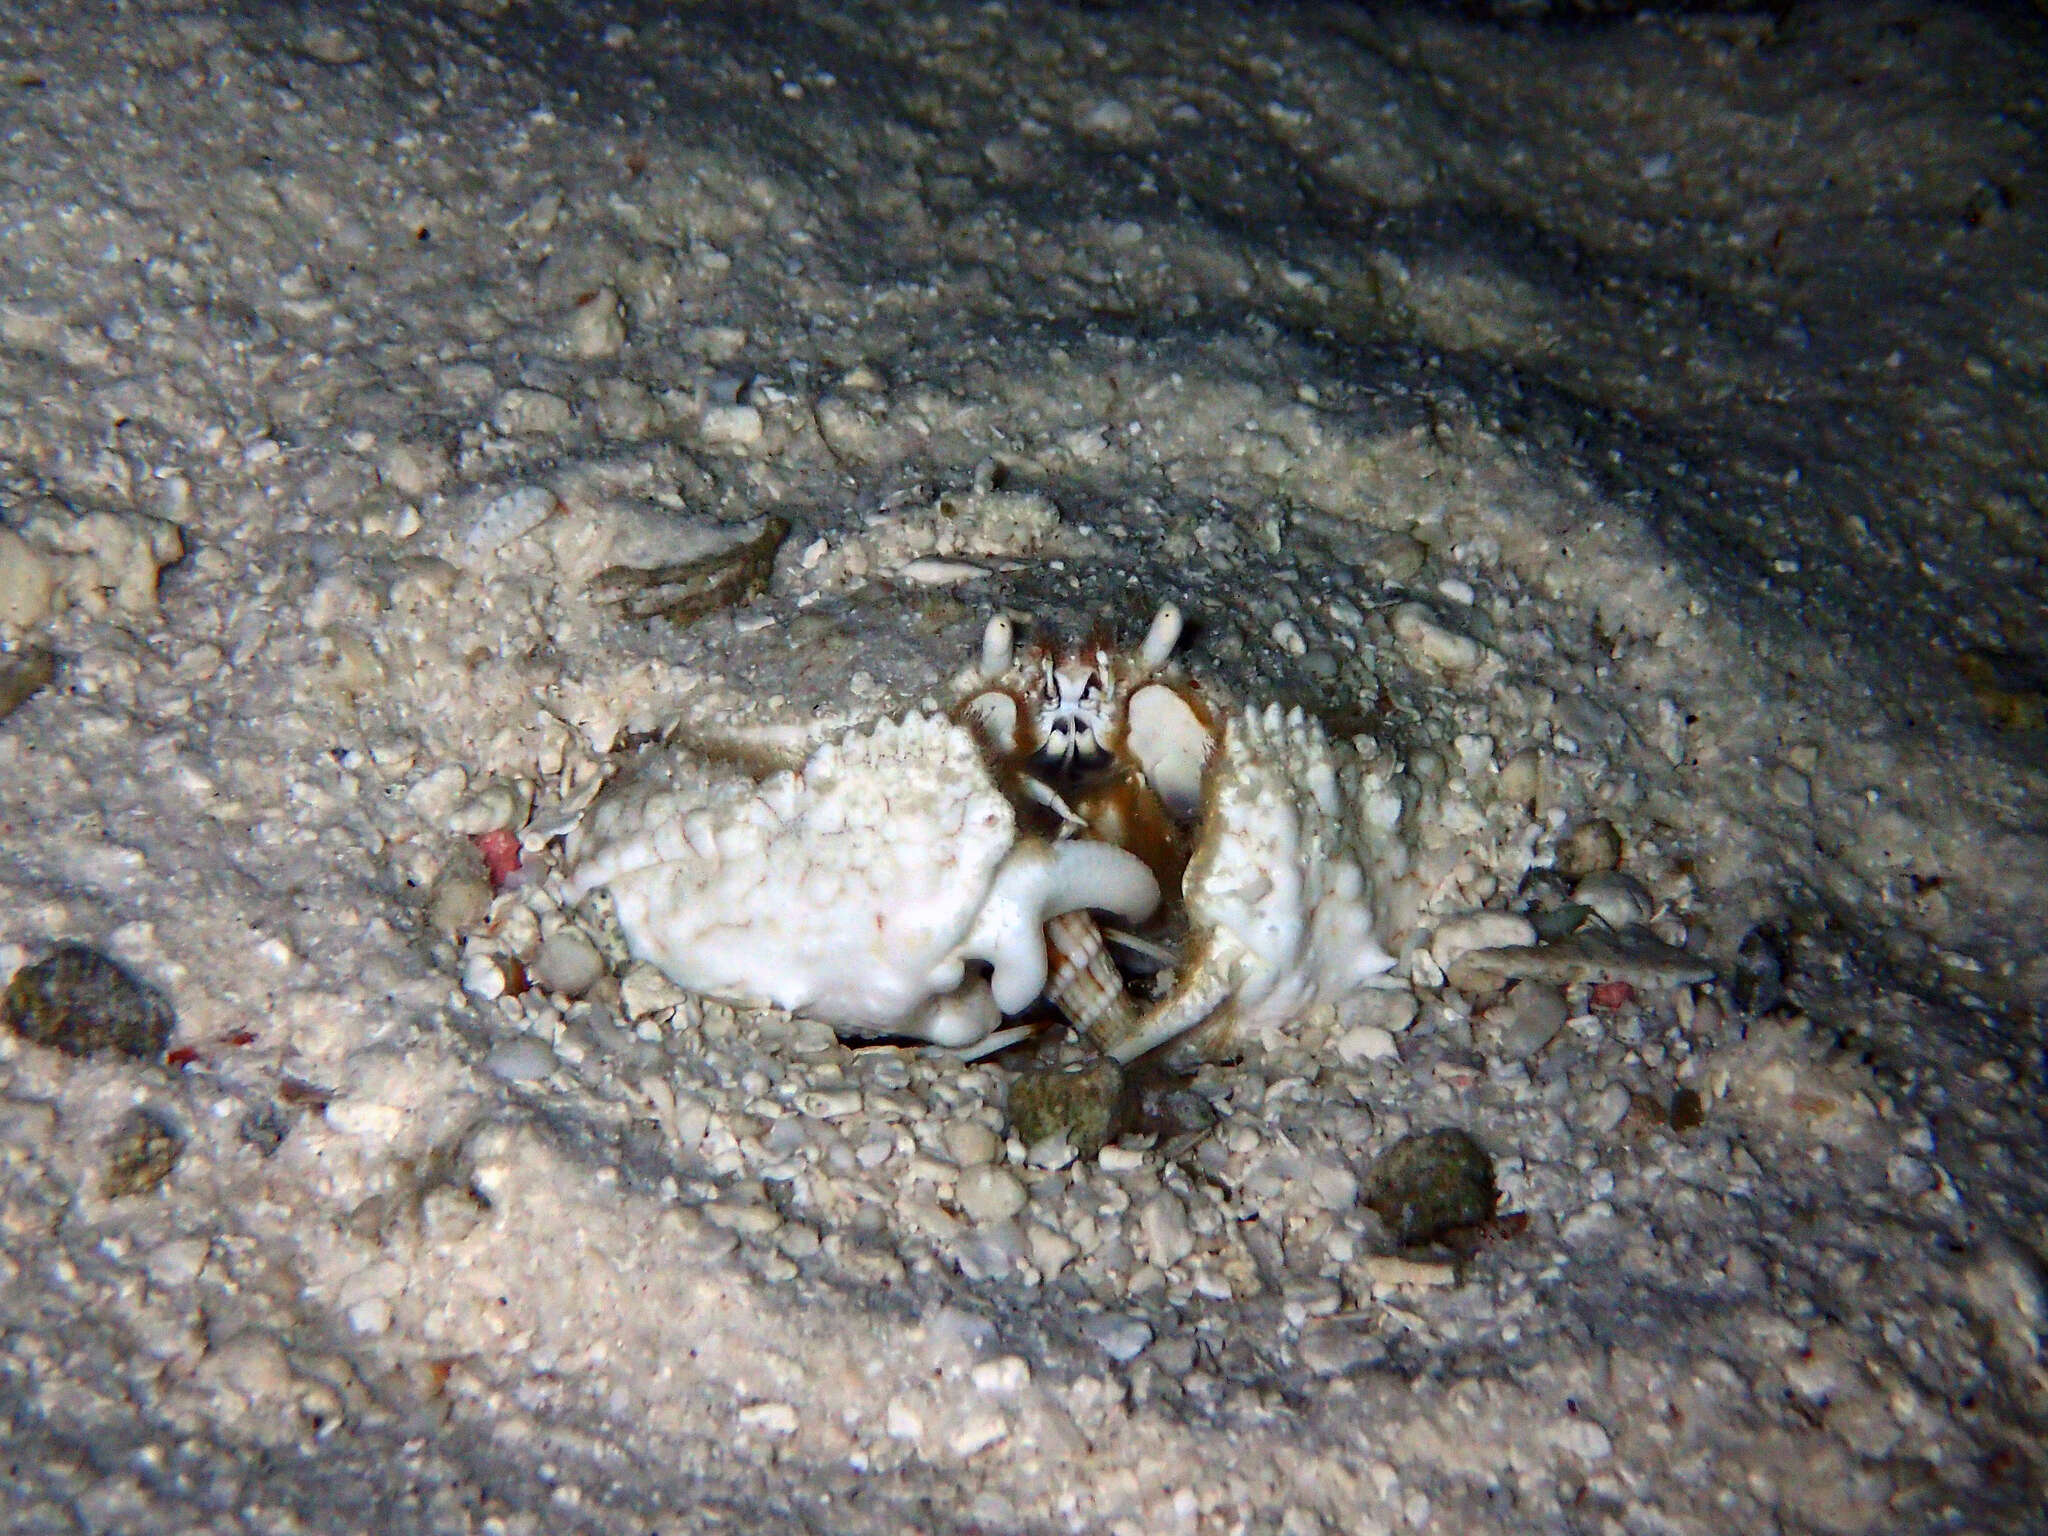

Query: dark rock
[1514,866,1577,913]
[1731,924,1788,1015]
[103,1108,182,1197]
[1669,1087,1706,1133]
[238,1100,292,1158]
[3,944,176,1059]
[0,646,56,721]
[1364,1128,1497,1247]
[1008,1058,1127,1158]
[1530,902,1592,943]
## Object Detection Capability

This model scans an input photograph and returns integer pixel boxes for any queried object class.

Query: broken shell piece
[559,714,1158,1047]
[592,515,789,626]
[1443,930,1715,995]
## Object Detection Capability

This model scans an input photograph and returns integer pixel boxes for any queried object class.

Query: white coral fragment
[560,714,1158,1046]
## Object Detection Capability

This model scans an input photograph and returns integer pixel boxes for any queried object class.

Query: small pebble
[700,402,764,448]
[1768,765,1812,808]
[1572,872,1653,930]
[103,1108,183,1197]
[460,950,508,1001]
[618,964,689,1020]
[1556,819,1623,878]
[531,931,605,998]
[1026,1223,1078,1276]
[296,21,364,64]
[378,441,449,497]
[485,1036,559,1082]
[948,1411,1009,1459]
[1362,532,1428,584]
[737,1402,799,1436]
[492,387,574,437]
[1390,602,1483,675]
[1139,1192,1196,1269]
[3,943,176,1059]
[1083,1314,1154,1362]
[1270,618,1308,656]
[567,287,625,357]
[942,1120,1001,1167]
[955,1165,1027,1223]
[1354,989,1420,1033]
[0,530,57,631]
[1336,1024,1398,1065]
[970,1356,1030,1395]
[426,864,493,940]
[1364,1128,1498,1247]
[1493,982,1568,1061]
[1588,1082,1633,1133]
[466,485,558,552]
[1356,1255,1457,1294]
[1497,747,1544,810]
[1077,98,1136,136]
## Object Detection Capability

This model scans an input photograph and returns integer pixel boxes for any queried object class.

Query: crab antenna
[1138,604,1184,674]
[979,615,1015,679]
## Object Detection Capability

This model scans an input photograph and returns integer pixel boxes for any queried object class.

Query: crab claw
[958,839,1159,1014]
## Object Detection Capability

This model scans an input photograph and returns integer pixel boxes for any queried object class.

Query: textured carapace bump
[560,712,1158,1047]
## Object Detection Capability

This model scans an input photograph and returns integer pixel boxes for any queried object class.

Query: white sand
[2,2,2044,1532]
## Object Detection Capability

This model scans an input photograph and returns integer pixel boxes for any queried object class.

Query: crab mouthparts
[1031,727,1113,777]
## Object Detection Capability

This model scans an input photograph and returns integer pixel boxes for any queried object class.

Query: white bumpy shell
[560,714,1159,1047]
[1108,701,1398,1063]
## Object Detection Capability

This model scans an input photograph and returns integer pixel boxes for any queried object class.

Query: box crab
[557,603,1397,1063]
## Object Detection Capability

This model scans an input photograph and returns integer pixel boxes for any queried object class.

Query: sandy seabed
[2,2,2045,1532]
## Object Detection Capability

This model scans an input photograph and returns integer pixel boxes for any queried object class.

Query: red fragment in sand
[166,1046,201,1067]
[1590,980,1635,1010]
[224,1029,257,1047]
[473,828,523,890]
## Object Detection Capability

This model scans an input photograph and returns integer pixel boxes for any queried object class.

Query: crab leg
[1100,956,1235,1065]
